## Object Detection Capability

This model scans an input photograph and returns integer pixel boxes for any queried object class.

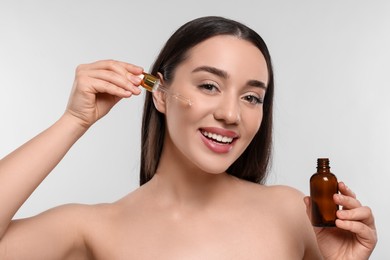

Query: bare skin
[89,180,323,259]
[0,175,320,259]
[0,36,377,259]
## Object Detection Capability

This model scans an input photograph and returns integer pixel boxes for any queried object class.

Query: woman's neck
[146,141,234,209]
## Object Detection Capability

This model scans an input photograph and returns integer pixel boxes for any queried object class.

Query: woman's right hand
[0,60,144,259]
[65,60,143,129]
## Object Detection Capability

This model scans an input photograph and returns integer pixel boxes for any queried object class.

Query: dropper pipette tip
[156,85,193,107]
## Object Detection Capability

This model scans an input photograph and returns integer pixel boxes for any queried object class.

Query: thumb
[304,196,325,236]
[303,196,312,221]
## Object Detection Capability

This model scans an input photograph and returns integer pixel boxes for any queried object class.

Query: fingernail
[346,185,356,196]
[127,73,142,85]
[133,75,142,84]
[132,84,141,93]
[335,194,343,201]
[337,210,345,218]
[126,83,137,92]
[124,90,132,97]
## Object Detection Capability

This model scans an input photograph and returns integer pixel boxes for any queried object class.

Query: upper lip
[200,127,239,139]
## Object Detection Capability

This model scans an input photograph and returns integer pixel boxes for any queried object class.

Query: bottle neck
[317,158,330,173]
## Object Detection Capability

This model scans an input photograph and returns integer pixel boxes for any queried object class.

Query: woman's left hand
[304,182,377,260]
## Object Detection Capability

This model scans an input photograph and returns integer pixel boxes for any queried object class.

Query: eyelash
[243,95,263,105]
[198,83,263,105]
[199,83,218,92]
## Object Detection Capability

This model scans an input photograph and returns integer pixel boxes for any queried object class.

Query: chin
[194,163,230,175]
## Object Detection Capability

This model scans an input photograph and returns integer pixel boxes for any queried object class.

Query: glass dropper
[139,73,192,107]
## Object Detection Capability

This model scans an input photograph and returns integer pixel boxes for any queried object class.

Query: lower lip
[199,132,235,154]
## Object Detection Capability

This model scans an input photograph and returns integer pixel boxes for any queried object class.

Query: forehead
[183,35,269,83]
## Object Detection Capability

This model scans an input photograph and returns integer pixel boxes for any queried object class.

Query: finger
[337,206,376,227]
[334,193,361,210]
[303,196,328,234]
[86,60,143,79]
[90,78,134,98]
[335,219,377,249]
[338,181,356,199]
[110,62,144,86]
[103,59,144,75]
[87,69,141,94]
[303,196,311,220]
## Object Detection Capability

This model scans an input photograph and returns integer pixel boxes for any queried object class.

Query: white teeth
[202,130,234,144]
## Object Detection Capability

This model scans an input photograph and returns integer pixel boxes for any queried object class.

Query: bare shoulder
[262,185,308,213]
[262,184,306,202]
[252,184,309,222]
[1,203,104,259]
[260,183,304,195]
[255,184,322,259]
[227,180,321,259]
[233,179,306,207]
[31,202,118,227]
[228,180,310,226]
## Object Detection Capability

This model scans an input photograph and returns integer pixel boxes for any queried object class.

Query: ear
[152,72,167,114]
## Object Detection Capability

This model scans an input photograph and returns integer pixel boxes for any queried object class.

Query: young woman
[0,16,377,259]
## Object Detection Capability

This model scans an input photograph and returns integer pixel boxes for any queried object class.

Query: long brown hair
[140,16,274,185]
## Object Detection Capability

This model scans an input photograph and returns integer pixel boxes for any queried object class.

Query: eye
[242,94,263,105]
[198,83,219,94]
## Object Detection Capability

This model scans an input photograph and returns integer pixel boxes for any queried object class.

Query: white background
[1,0,388,258]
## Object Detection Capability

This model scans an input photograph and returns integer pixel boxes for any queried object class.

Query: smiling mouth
[200,130,235,144]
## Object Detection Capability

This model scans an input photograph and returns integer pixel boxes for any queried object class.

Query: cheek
[243,108,263,137]
[165,88,217,124]
[164,96,204,133]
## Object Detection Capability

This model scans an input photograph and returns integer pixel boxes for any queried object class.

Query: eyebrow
[192,66,228,79]
[192,66,267,90]
[247,79,267,90]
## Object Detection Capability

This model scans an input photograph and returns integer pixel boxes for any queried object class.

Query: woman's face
[160,35,269,174]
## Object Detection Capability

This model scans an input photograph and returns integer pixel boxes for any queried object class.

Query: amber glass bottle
[310,158,339,227]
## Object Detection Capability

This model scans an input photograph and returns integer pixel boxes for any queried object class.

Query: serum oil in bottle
[310,158,339,227]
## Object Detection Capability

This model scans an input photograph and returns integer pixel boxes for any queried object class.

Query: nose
[213,97,241,125]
